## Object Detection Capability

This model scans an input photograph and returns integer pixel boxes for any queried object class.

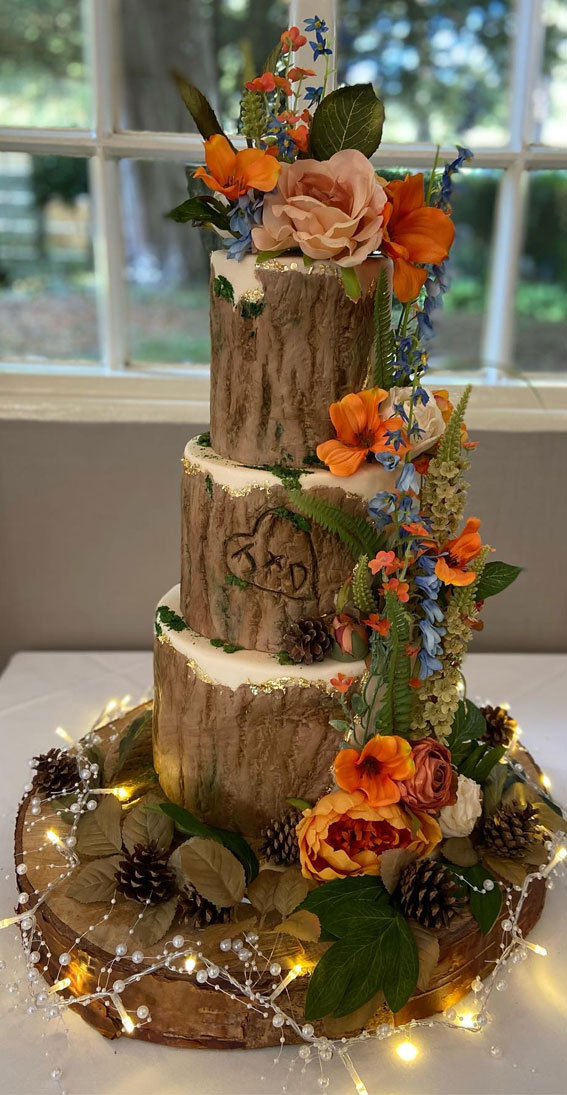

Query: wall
[1,419,566,670]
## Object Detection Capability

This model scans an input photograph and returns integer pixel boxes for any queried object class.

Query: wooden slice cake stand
[14,704,546,1050]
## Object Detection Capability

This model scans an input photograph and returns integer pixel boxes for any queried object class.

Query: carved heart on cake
[226,510,318,599]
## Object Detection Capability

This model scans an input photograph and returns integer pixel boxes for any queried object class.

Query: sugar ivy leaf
[167,197,231,231]
[446,698,487,770]
[476,561,523,600]
[305,940,360,1020]
[301,875,388,930]
[173,72,230,143]
[310,83,385,160]
[372,913,418,1014]
[340,267,361,301]
[150,801,258,882]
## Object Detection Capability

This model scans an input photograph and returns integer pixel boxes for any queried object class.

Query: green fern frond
[372,267,395,390]
[352,554,378,614]
[376,592,412,734]
[437,384,472,464]
[288,491,383,559]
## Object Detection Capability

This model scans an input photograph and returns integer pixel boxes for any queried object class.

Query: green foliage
[167,196,232,232]
[309,84,385,161]
[272,506,311,533]
[340,267,361,301]
[213,274,235,303]
[196,432,211,447]
[240,89,266,144]
[173,72,229,144]
[205,474,213,499]
[209,638,243,654]
[288,490,383,560]
[352,554,377,615]
[286,797,311,811]
[437,384,472,463]
[476,561,523,600]
[446,698,486,768]
[376,592,412,735]
[260,463,306,490]
[449,864,502,934]
[154,605,188,637]
[301,877,418,1018]
[225,573,249,590]
[372,267,396,390]
[240,297,265,319]
[275,650,295,666]
[460,743,506,784]
[150,802,258,883]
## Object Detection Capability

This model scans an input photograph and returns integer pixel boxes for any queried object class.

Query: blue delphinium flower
[368,490,397,529]
[375,450,400,471]
[224,193,264,261]
[304,15,329,34]
[413,550,446,679]
[383,427,406,452]
[433,145,473,212]
[304,85,324,107]
[310,30,332,59]
[418,648,444,679]
[396,462,419,493]
[264,114,297,160]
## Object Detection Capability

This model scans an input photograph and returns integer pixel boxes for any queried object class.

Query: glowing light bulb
[46,830,62,846]
[184,956,196,973]
[55,726,74,745]
[526,942,547,957]
[396,1040,418,1062]
[541,774,552,791]
[339,1051,369,1094]
[120,694,132,708]
[112,786,130,802]
[105,699,118,715]
[459,1012,477,1028]
[269,962,305,1001]
[111,993,135,1033]
[48,977,71,994]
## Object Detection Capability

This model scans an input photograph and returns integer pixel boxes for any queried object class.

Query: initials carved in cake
[226,510,317,599]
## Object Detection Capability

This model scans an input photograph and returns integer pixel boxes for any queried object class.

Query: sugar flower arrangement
[169,15,465,305]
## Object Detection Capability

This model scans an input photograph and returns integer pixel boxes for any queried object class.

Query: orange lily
[381,173,455,303]
[363,614,391,636]
[316,388,408,477]
[334,735,415,807]
[435,517,483,586]
[194,134,281,201]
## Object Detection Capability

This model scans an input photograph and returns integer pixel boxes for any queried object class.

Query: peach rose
[297,789,441,883]
[251,150,387,267]
[399,739,457,813]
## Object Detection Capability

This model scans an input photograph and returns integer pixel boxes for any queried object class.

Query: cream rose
[381,386,446,458]
[439,774,483,838]
[251,150,387,267]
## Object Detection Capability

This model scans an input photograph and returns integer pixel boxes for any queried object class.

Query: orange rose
[297,789,441,883]
[252,150,387,267]
[334,735,415,806]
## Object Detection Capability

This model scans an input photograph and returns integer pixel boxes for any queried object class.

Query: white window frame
[0,0,566,428]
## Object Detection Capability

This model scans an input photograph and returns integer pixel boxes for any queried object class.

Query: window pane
[378,167,499,376]
[118,0,287,134]
[514,171,567,375]
[538,0,567,145]
[0,153,98,363]
[120,160,211,364]
[338,1,512,146]
[0,0,89,127]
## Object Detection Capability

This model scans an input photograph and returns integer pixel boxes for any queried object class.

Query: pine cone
[260,809,301,866]
[481,704,517,748]
[398,858,465,930]
[481,803,536,859]
[177,884,231,930]
[32,748,80,796]
[115,842,176,905]
[282,618,331,665]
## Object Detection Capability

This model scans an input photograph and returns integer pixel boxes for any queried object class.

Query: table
[0,652,565,1095]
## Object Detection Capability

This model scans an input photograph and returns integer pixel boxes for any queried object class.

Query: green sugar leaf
[372,266,395,390]
[310,84,385,161]
[167,197,232,232]
[213,274,235,303]
[476,561,523,600]
[174,72,230,143]
[450,863,502,934]
[340,267,361,301]
[150,802,258,883]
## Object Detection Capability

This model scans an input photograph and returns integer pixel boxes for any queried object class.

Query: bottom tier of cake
[153,585,366,833]
[13,703,547,1050]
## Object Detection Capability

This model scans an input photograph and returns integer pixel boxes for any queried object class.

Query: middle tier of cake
[181,435,397,654]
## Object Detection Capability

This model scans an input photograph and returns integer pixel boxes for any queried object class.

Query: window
[0,0,565,419]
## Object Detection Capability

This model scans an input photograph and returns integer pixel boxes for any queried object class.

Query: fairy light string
[1,698,565,1094]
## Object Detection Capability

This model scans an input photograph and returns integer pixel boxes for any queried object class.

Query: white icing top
[157,585,366,692]
[211,249,389,304]
[184,436,398,500]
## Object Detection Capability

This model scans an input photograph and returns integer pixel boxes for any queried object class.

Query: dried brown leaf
[121,792,174,854]
[130,895,179,947]
[178,837,245,907]
[380,848,417,894]
[273,869,309,918]
[442,837,479,867]
[483,853,529,886]
[247,869,281,916]
[408,922,440,992]
[323,991,386,1037]
[274,909,321,942]
[76,794,123,857]
[67,856,122,904]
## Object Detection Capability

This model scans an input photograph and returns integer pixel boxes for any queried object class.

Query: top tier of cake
[209,249,392,468]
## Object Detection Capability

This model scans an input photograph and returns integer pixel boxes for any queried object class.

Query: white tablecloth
[0,652,565,1095]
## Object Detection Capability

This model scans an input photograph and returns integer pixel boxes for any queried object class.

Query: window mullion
[85,0,127,372]
[480,0,545,380]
